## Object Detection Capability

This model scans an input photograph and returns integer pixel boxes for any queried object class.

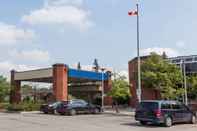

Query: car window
[71,101,84,106]
[161,103,171,109]
[138,102,158,110]
[180,104,189,111]
[172,104,181,110]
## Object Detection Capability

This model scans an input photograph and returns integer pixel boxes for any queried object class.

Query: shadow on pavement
[120,122,166,128]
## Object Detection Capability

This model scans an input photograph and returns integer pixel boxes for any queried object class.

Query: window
[185,58,193,62]
[172,104,181,110]
[161,103,171,109]
[138,102,158,110]
[72,100,87,106]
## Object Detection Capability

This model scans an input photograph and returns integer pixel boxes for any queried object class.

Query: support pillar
[103,72,112,105]
[53,64,68,101]
[10,70,21,104]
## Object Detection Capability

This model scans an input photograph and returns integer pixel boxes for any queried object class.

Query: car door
[79,100,89,113]
[72,100,87,113]
[171,103,183,123]
[179,104,192,122]
[71,101,81,113]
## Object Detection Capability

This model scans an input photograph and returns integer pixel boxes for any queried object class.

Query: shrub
[6,101,43,112]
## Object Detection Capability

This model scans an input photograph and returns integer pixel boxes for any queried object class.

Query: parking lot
[0,112,196,131]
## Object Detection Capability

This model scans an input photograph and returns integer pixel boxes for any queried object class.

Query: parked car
[135,100,196,127]
[40,101,61,114]
[56,99,101,115]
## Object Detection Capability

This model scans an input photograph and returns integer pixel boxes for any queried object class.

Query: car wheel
[164,117,172,127]
[60,112,65,115]
[140,121,147,125]
[191,115,196,124]
[43,111,48,114]
[69,109,76,116]
[51,110,55,114]
[93,108,100,114]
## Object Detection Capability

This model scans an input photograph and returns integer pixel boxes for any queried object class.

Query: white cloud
[9,49,50,62]
[45,0,83,6]
[0,22,35,45]
[141,47,180,57]
[176,41,185,48]
[22,0,93,30]
[0,61,39,79]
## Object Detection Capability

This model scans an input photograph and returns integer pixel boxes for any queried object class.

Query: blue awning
[68,68,109,81]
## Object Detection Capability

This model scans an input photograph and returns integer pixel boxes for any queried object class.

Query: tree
[93,59,99,72]
[141,53,183,99]
[77,62,81,70]
[0,76,10,102]
[187,75,197,100]
[108,73,130,105]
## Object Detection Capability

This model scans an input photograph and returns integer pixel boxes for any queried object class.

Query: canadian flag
[128,11,138,16]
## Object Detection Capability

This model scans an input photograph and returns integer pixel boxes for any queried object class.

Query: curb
[20,111,41,114]
[103,111,135,117]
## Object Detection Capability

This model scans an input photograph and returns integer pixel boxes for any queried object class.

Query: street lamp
[182,59,188,105]
[101,68,106,111]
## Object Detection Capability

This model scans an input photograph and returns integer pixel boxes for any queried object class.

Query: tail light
[154,109,161,118]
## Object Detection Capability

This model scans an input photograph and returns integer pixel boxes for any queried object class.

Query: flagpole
[136,3,142,103]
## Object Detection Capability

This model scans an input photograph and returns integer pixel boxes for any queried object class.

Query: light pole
[183,60,188,105]
[180,60,185,103]
[101,68,105,111]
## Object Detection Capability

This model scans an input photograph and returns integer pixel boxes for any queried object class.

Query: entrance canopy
[13,66,110,83]
[10,64,112,104]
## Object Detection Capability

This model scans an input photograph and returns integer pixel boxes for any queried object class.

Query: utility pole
[101,68,105,111]
[180,60,185,103]
[183,60,188,105]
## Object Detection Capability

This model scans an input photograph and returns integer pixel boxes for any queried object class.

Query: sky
[1,0,197,79]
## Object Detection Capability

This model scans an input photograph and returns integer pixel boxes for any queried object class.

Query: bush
[7,104,23,111]
[6,101,43,112]
[22,102,41,111]
[0,103,9,109]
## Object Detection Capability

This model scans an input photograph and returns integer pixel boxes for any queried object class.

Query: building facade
[168,55,197,75]
[128,55,197,108]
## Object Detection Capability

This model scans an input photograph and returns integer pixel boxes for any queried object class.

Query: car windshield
[138,102,158,110]
[50,102,61,107]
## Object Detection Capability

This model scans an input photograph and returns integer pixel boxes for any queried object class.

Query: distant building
[128,54,197,107]
[168,55,197,75]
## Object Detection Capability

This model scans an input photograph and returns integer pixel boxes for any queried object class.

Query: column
[53,64,68,101]
[10,70,21,104]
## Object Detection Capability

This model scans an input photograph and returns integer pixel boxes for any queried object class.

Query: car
[56,99,101,115]
[40,101,61,114]
[135,100,196,127]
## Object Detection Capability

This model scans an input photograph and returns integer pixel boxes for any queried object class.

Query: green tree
[108,74,130,105]
[187,75,197,100]
[0,75,10,102]
[141,53,183,99]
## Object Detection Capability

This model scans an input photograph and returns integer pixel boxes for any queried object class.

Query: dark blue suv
[135,100,196,127]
